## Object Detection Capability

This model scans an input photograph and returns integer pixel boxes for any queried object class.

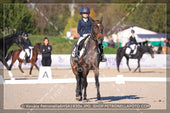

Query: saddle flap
[19,49,33,60]
[79,36,90,57]
[125,44,138,55]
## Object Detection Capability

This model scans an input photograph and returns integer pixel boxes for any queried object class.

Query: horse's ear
[90,18,95,24]
[100,17,103,23]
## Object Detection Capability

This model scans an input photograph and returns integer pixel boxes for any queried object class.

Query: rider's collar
[83,18,88,23]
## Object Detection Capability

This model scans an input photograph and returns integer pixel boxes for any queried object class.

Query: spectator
[40,37,52,66]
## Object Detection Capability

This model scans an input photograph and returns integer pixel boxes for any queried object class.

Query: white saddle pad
[19,49,33,60]
[125,44,137,55]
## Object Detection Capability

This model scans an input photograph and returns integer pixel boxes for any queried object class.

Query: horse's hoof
[79,98,82,101]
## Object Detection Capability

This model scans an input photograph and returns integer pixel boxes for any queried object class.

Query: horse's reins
[90,26,103,45]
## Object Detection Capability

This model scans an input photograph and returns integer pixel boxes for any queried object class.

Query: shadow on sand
[89,95,142,102]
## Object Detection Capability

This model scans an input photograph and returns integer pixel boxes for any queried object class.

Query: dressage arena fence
[0,54,169,84]
[5,54,169,69]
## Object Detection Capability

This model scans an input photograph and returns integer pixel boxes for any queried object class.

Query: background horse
[70,17,104,102]
[0,33,24,70]
[6,43,41,75]
[116,45,154,72]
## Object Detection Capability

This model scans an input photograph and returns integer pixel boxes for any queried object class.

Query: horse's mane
[0,33,19,41]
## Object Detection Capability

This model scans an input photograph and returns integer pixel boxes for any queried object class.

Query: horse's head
[147,45,154,58]
[14,33,25,50]
[90,17,104,44]
[35,43,41,54]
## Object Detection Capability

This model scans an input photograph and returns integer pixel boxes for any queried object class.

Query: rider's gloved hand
[29,46,34,49]
[83,34,90,37]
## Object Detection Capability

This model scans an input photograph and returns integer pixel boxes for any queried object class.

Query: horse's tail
[5,50,13,62]
[116,47,124,72]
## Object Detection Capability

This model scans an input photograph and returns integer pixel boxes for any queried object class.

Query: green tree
[63,14,81,37]
[125,4,166,33]
[3,4,37,34]
[89,8,96,19]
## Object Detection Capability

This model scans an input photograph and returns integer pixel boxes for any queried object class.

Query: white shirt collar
[83,18,88,22]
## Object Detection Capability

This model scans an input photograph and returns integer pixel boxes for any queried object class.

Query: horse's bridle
[90,28,103,45]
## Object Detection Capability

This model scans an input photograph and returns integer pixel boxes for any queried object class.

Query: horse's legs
[134,59,141,72]
[35,64,39,71]
[9,56,18,70]
[93,68,101,100]
[18,61,24,73]
[138,59,141,72]
[83,77,88,100]
[29,63,35,75]
[2,59,10,70]
[77,69,83,101]
[126,57,131,71]
[75,77,79,97]
[116,52,124,72]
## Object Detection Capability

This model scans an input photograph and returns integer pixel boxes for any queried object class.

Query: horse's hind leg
[19,61,24,73]
[138,59,141,72]
[29,64,34,75]
[35,64,39,71]
[93,68,101,100]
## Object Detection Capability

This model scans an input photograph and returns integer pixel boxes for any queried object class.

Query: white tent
[110,26,165,47]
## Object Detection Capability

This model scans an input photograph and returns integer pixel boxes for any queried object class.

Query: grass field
[7,35,118,54]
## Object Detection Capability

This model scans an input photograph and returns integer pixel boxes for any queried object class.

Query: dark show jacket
[77,17,92,37]
[129,36,138,45]
[23,38,32,48]
[40,45,52,57]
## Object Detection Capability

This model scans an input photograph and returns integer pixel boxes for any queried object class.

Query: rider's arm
[28,39,32,46]
[134,37,138,44]
[77,20,82,37]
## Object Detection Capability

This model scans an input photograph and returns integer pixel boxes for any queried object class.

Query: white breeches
[25,49,30,57]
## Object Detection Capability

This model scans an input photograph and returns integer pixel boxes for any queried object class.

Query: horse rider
[23,33,32,63]
[127,29,138,56]
[72,6,106,62]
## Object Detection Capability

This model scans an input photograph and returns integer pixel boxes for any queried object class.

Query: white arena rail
[4,54,169,69]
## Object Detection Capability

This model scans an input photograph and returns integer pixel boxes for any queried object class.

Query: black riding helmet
[131,29,135,33]
[80,7,90,14]
[23,33,28,37]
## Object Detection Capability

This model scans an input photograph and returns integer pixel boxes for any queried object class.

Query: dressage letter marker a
[38,66,52,80]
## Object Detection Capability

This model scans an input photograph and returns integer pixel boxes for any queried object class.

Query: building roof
[137,34,166,39]
[107,25,134,36]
